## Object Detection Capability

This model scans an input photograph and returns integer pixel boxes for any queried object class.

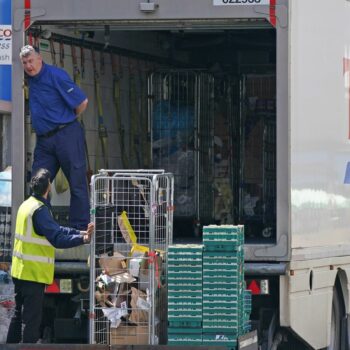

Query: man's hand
[75,98,88,116]
[86,222,94,236]
[81,222,94,243]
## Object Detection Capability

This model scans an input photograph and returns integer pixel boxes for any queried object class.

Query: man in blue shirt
[7,168,94,344]
[19,45,89,229]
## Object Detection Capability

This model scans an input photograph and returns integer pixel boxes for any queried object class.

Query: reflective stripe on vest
[12,250,55,264]
[14,233,53,246]
[11,196,55,284]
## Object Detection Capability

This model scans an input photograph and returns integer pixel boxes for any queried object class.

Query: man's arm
[75,98,88,116]
[53,68,88,114]
[32,206,86,248]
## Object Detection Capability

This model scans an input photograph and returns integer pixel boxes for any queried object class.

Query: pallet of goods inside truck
[167,225,252,349]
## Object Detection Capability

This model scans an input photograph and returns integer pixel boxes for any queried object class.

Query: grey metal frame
[239,74,277,241]
[11,0,289,261]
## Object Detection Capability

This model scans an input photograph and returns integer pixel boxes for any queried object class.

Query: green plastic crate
[169,244,203,251]
[202,301,239,309]
[203,259,242,265]
[168,311,202,317]
[169,295,202,301]
[202,321,242,330]
[168,327,202,334]
[168,255,203,260]
[168,320,202,328]
[202,276,243,284]
[203,250,244,258]
[168,271,202,278]
[168,333,203,345]
[168,301,203,307]
[203,294,239,301]
[168,315,202,322]
[203,270,242,278]
[168,276,202,283]
[168,289,203,297]
[203,285,243,292]
[202,313,241,320]
[203,225,241,234]
[203,244,241,252]
[202,333,238,349]
[168,283,203,291]
[168,265,202,270]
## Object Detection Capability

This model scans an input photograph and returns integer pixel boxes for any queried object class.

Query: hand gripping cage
[89,170,174,345]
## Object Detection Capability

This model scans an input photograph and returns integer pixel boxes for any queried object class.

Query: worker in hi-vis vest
[6,168,94,344]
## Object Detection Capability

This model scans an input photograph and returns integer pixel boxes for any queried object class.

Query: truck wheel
[327,286,342,350]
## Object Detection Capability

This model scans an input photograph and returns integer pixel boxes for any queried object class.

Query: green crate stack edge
[167,244,203,346]
[202,225,250,349]
[167,225,252,349]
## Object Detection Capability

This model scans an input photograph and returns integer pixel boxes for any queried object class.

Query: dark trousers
[32,120,90,230]
[6,278,45,343]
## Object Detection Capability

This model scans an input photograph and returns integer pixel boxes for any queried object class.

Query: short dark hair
[31,168,51,196]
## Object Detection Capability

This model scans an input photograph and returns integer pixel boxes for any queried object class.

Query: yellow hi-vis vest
[11,196,55,284]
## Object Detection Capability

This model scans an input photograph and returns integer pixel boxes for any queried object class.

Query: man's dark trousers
[6,278,45,343]
[32,120,90,229]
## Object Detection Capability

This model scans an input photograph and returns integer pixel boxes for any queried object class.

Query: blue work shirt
[32,195,84,249]
[28,63,87,136]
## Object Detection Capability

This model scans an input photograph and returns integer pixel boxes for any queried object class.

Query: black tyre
[326,286,342,350]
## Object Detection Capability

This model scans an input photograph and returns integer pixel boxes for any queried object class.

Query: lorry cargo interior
[27,23,277,247]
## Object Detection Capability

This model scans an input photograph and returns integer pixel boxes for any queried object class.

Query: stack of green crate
[202,225,247,350]
[167,244,203,346]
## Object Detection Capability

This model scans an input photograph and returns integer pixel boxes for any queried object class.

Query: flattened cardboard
[99,252,127,276]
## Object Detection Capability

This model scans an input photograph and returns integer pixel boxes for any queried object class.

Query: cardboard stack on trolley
[89,170,174,345]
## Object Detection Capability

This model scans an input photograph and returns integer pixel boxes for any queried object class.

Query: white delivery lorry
[6,0,350,348]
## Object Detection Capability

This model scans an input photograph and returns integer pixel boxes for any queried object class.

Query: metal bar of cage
[89,171,173,345]
[149,70,215,225]
[98,169,165,174]
[239,74,276,240]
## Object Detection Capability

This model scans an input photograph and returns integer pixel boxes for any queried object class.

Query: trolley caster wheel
[41,326,53,344]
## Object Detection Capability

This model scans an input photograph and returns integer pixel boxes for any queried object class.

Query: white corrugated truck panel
[281,1,350,349]
[290,0,350,259]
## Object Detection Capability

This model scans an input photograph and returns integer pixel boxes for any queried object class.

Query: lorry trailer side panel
[277,1,350,347]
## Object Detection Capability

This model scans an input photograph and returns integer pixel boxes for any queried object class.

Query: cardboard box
[110,325,149,345]
[99,252,127,276]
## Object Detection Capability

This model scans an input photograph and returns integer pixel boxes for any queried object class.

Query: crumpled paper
[102,301,128,328]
